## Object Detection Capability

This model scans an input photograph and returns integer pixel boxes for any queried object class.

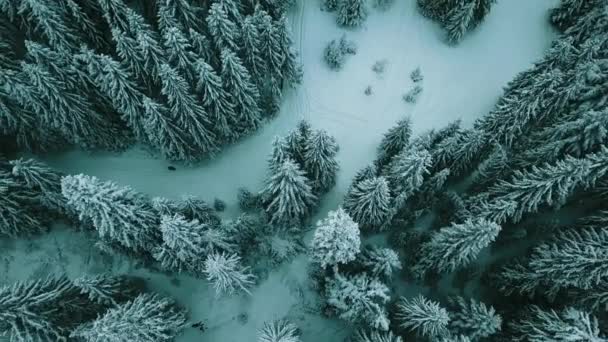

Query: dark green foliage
[0,170,47,236]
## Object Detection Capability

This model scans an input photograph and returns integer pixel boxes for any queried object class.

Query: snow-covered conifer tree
[376,117,412,168]
[449,297,502,341]
[162,26,197,82]
[188,28,214,63]
[157,0,200,31]
[159,214,206,263]
[285,120,312,165]
[61,174,160,251]
[470,142,508,191]
[303,129,339,193]
[413,218,501,276]
[497,226,608,298]
[17,0,78,51]
[177,195,221,226]
[343,177,391,228]
[159,63,217,156]
[325,273,391,331]
[207,3,240,51]
[203,251,255,296]
[511,306,605,342]
[221,49,262,132]
[73,273,141,306]
[268,136,294,173]
[395,295,450,338]
[258,319,301,342]
[0,171,45,236]
[241,15,265,81]
[261,158,317,225]
[445,0,476,44]
[9,158,67,214]
[359,246,402,279]
[310,208,360,269]
[193,59,237,141]
[354,330,403,342]
[255,8,283,81]
[275,15,303,86]
[336,0,368,27]
[387,148,432,207]
[550,0,600,32]
[71,293,187,342]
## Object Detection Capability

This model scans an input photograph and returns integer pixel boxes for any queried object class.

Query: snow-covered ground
[9,0,559,340]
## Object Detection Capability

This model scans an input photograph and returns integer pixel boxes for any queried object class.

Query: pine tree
[387,148,432,207]
[261,158,317,225]
[336,0,368,27]
[413,218,501,276]
[470,142,508,191]
[241,15,265,81]
[395,295,450,338]
[71,293,187,342]
[449,297,502,341]
[63,0,109,50]
[177,195,221,226]
[98,0,132,33]
[159,63,217,157]
[310,208,361,269]
[431,128,487,177]
[497,226,608,298]
[258,319,301,342]
[303,129,339,193]
[61,174,160,251]
[268,136,295,173]
[162,26,197,82]
[142,96,198,162]
[207,3,240,51]
[550,0,599,32]
[157,0,200,31]
[325,273,391,331]
[359,246,402,279]
[343,177,392,228]
[445,0,476,44]
[203,251,255,297]
[354,330,403,342]
[73,273,142,306]
[511,306,605,342]
[376,116,412,168]
[285,120,312,165]
[275,15,302,86]
[0,276,106,342]
[9,158,67,215]
[159,214,206,264]
[17,0,79,51]
[0,171,46,236]
[75,47,148,142]
[188,28,214,64]
[220,49,262,132]
[193,59,237,141]
[256,8,283,80]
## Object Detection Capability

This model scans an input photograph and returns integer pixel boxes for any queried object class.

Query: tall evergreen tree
[343,177,392,229]
[395,295,450,339]
[159,63,217,157]
[255,8,283,80]
[61,174,161,251]
[204,251,255,297]
[71,293,187,342]
[207,3,240,51]
[193,59,237,140]
[413,218,501,276]
[241,15,265,82]
[261,158,317,225]
[303,129,339,193]
[220,49,262,132]
[336,0,368,27]
[511,306,605,342]
[162,26,197,82]
[376,117,412,168]
[445,0,476,44]
[9,158,67,215]
[157,0,200,31]
[0,171,46,236]
[449,297,502,341]
[275,15,302,86]
[387,148,432,207]
[310,208,361,269]
[17,0,79,51]
[158,214,207,265]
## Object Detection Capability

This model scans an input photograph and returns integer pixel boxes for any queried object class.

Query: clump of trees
[0,0,302,162]
[416,0,497,44]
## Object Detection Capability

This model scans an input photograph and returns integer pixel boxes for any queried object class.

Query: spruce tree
[112,28,148,83]
[9,158,67,215]
[275,15,302,86]
[395,295,450,339]
[193,59,237,141]
[413,218,501,276]
[511,306,605,342]
[157,0,200,31]
[303,129,339,193]
[71,293,187,342]
[445,0,476,44]
[0,171,46,236]
[376,116,412,168]
[258,319,301,342]
[61,174,161,251]
[550,0,599,32]
[63,0,109,51]
[256,8,283,80]
[159,214,207,265]
[359,246,402,279]
[310,208,361,269]
[221,49,262,132]
[387,148,432,207]
[325,273,391,331]
[449,297,502,341]
[343,177,392,228]
[268,136,294,173]
[336,0,368,27]
[142,96,198,162]
[261,158,317,225]
[162,26,197,82]
[241,15,265,81]
[73,273,142,306]
[470,142,508,191]
[17,0,79,51]
[188,28,214,64]
[207,3,240,51]
[159,63,218,157]
[203,251,255,297]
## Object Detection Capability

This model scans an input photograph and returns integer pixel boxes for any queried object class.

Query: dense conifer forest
[1,0,607,341]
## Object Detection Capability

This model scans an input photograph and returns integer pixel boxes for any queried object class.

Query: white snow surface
[16,0,558,341]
